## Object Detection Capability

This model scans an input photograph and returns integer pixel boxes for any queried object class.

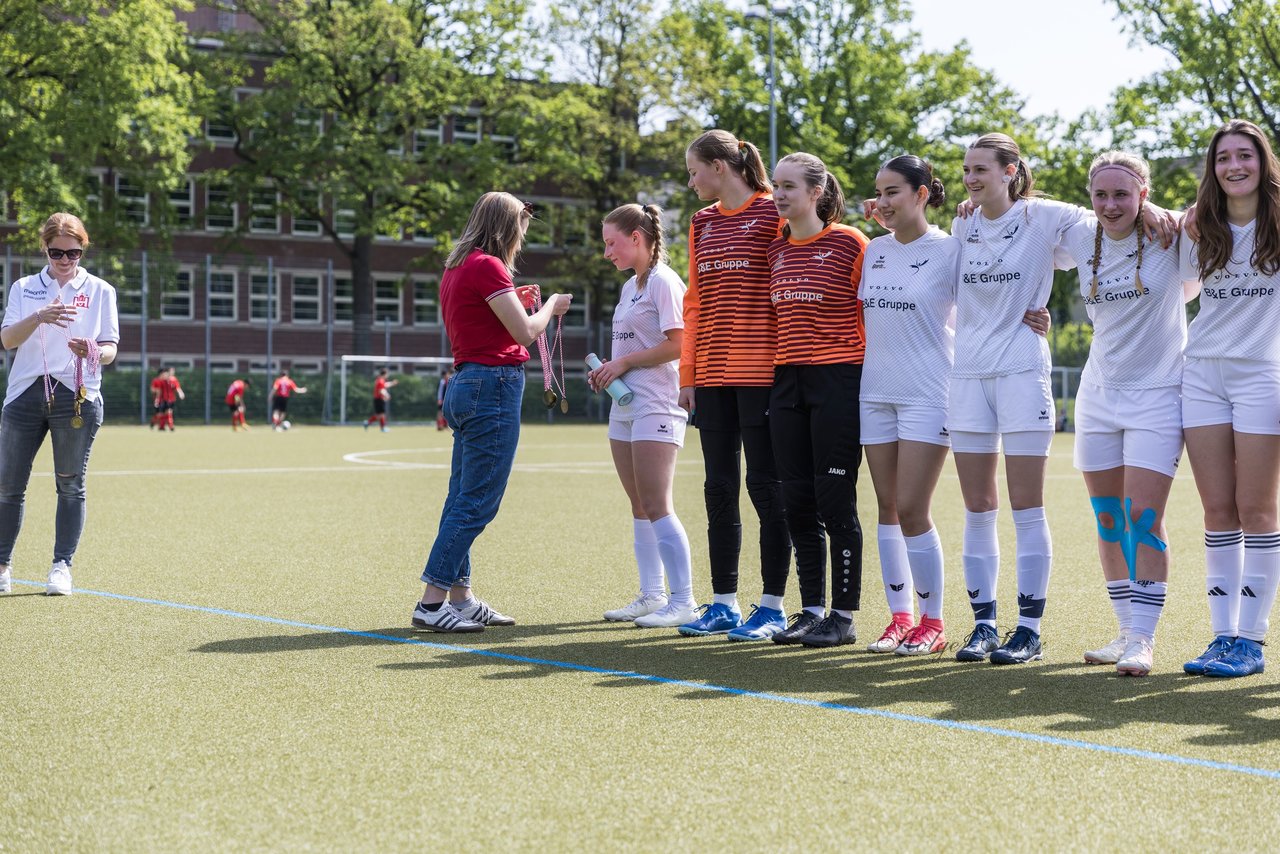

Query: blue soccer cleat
[1202,637,1265,678]
[955,623,1000,662]
[726,604,787,641]
[990,626,1043,665]
[1183,635,1235,675]
[677,602,743,636]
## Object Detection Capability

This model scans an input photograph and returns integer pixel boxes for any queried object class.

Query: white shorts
[948,371,1054,456]
[1073,383,1183,477]
[1182,357,1280,435]
[607,412,687,446]
[860,401,950,447]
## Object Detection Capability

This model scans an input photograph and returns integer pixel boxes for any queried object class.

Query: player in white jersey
[1179,120,1280,678]
[858,155,958,656]
[1061,152,1198,676]
[590,203,697,629]
[948,133,1178,666]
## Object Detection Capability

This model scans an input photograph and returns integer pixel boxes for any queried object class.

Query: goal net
[329,354,455,425]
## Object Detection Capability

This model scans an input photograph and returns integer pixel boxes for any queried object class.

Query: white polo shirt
[2,266,121,408]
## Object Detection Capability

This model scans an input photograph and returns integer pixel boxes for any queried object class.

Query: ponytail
[776,152,844,239]
[815,172,845,228]
[603,202,667,289]
[688,130,772,193]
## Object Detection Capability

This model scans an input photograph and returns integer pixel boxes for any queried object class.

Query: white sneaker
[604,593,667,622]
[46,561,72,596]
[1083,634,1127,665]
[410,601,483,633]
[454,597,516,626]
[634,600,699,628]
[1116,637,1155,676]
[0,566,10,594]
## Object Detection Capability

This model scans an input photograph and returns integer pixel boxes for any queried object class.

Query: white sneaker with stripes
[455,597,516,626]
[46,561,72,596]
[0,566,10,594]
[411,602,484,633]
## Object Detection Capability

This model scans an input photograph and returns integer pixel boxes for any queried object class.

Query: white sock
[1106,580,1132,637]
[832,609,852,620]
[1238,533,1280,642]
[905,528,944,620]
[633,519,665,598]
[652,515,694,606]
[1128,580,1167,642]
[804,605,825,617]
[878,524,914,615]
[713,593,739,608]
[1013,506,1052,633]
[963,509,1000,626]
[1205,530,1244,636]
[759,594,784,612]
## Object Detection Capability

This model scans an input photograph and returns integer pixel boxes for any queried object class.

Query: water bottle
[585,353,634,406]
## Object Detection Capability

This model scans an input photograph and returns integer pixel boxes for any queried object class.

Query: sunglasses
[47,248,84,261]
[522,201,536,217]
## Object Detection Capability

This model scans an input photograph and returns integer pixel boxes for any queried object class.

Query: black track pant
[694,385,792,598]
[769,364,864,612]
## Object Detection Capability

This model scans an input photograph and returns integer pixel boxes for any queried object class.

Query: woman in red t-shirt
[411,192,572,634]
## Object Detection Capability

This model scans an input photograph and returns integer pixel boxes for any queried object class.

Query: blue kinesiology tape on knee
[1091,496,1135,580]
[1122,497,1168,582]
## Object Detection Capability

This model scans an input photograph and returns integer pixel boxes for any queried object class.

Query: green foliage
[0,0,202,245]
[1046,321,1094,369]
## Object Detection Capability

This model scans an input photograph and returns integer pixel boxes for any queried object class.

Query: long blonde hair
[445,192,531,272]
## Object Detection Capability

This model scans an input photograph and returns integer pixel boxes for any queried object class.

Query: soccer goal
[329,354,455,425]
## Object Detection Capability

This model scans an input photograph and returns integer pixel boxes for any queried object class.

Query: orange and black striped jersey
[767,223,869,365]
[680,193,783,387]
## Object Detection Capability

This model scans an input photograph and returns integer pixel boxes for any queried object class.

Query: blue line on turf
[15,578,1280,782]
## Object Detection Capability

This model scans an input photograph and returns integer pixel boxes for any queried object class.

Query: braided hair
[603,203,667,289]
[1086,152,1151,301]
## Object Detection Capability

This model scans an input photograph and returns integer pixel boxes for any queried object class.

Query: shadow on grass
[191,620,1280,751]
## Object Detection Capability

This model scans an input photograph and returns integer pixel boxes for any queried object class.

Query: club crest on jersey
[699,224,714,244]
[772,251,786,272]
[909,258,929,273]
[73,294,89,309]
[738,219,758,233]
[813,249,834,266]
[870,255,886,269]
[1002,224,1019,240]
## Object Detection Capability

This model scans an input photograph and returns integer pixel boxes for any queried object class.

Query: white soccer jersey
[1062,219,1187,390]
[2,266,120,408]
[951,198,1084,378]
[609,262,686,420]
[859,228,958,405]
[1181,221,1280,362]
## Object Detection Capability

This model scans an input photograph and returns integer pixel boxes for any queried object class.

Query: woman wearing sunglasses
[0,212,119,597]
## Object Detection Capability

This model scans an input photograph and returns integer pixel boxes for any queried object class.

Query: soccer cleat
[800,614,856,648]
[381,427,391,433]
[46,561,72,596]
[454,597,516,626]
[1202,638,1265,678]
[771,610,823,645]
[0,566,10,594]
[411,602,485,633]
[726,604,787,641]
[990,626,1043,665]
[604,593,668,622]
[635,600,700,628]
[1182,635,1235,675]
[1084,635,1129,665]
[896,619,946,656]
[1116,637,1155,677]
[955,623,1000,662]
[677,602,742,636]
[866,614,914,653]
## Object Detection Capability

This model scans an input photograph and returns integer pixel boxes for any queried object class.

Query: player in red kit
[271,370,307,430]
[364,368,398,432]
[159,367,184,431]
[226,378,251,431]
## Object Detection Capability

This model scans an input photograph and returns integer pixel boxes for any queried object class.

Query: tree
[205,0,528,356]
[0,0,199,242]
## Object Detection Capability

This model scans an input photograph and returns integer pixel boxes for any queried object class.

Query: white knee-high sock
[1106,580,1132,636]
[633,519,665,598]
[1205,530,1244,637]
[1238,533,1280,643]
[1128,580,1167,642]
[878,524,913,615]
[652,515,694,606]
[963,509,1000,626]
[1013,506,1052,633]
[905,528,944,620]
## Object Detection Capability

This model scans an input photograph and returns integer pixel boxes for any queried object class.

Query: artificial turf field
[3,423,1279,850]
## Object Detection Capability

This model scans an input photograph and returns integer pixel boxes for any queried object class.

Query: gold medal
[543,388,558,408]
[560,397,569,415]
[70,415,83,429]
[76,385,87,403]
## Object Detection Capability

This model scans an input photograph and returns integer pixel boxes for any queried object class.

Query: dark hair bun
[927,178,946,208]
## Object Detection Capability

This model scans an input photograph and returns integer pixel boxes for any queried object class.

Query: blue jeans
[0,381,104,566]
[420,363,524,590]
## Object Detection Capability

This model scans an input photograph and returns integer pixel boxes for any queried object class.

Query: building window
[335,208,356,239]
[206,112,236,143]
[524,205,554,249]
[334,277,352,323]
[291,360,323,373]
[413,279,439,325]
[452,114,480,145]
[291,191,322,236]
[209,359,238,372]
[115,174,149,226]
[209,269,237,320]
[291,274,323,323]
[250,185,280,233]
[162,269,194,320]
[250,271,281,321]
[414,118,442,155]
[559,204,589,247]
[205,182,236,231]
[374,278,402,324]
[484,117,517,161]
[115,263,143,318]
[169,179,194,228]
[294,107,323,137]
[84,172,104,213]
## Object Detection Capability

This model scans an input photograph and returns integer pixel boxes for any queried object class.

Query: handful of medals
[40,320,100,430]
[515,284,568,414]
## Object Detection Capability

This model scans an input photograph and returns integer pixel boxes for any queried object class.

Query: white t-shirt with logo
[1181,221,1280,362]
[951,198,1084,378]
[1062,219,1187,390]
[859,228,958,405]
[2,267,121,408]
[610,262,686,421]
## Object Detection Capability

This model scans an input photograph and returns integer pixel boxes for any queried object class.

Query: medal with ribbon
[516,284,568,414]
